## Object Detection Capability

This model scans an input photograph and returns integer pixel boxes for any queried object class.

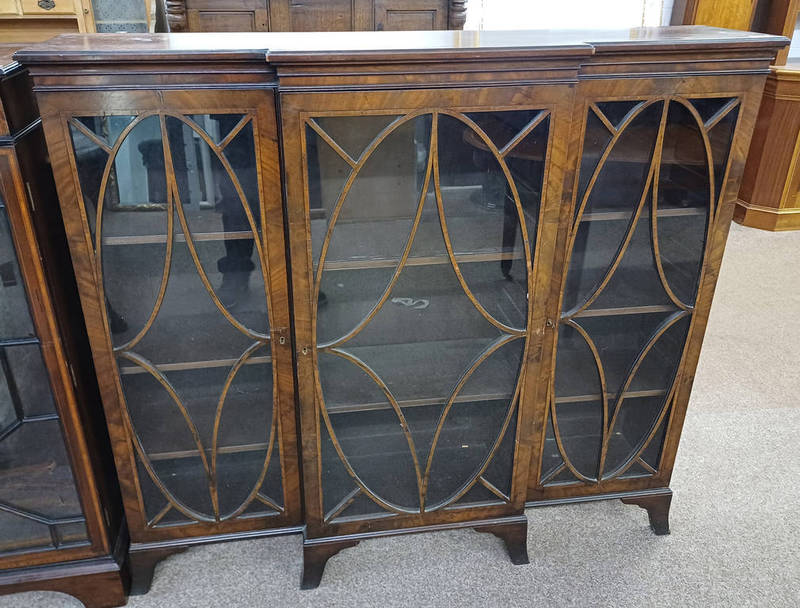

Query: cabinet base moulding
[302,514,529,589]
[733,199,800,230]
[0,555,128,608]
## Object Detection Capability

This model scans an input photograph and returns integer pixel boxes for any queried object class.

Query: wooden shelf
[148,442,269,462]
[571,304,677,318]
[316,281,525,349]
[554,339,677,404]
[555,388,666,405]
[102,231,255,246]
[322,249,523,271]
[317,208,702,272]
[581,206,706,222]
[99,206,259,246]
[326,390,512,415]
[314,211,529,273]
[118,355,272,376]
[146,386,515,461]
[319,336,521,411]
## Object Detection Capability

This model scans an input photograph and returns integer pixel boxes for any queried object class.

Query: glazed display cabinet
[15,26,786,591]
[0,46,127,607]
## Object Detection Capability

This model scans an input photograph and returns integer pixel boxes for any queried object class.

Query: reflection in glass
[307,109,549,518]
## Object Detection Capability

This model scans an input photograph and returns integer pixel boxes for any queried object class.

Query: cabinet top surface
[13,27,788,64]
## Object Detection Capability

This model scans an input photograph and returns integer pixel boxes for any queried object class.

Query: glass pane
[0,510,51,554]
[641,417,668,471]
[552,398,602,480]
[0,418,88,553]
[540,413,571,484]
[576,110,614,212]
[70,115,137,242]
[310,109,542,517]
[55,521,90,547]
[0,419,85,520]
[83,112,278,525]
[6,343,57,417]
[0,209,35,339]
[594,100,641,129]
[707,103,739,207]
[186,114,245,145]
[426,339,523,508]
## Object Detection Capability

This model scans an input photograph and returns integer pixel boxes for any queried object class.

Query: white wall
[464,0,674,30]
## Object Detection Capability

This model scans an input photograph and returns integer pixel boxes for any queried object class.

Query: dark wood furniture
[14,26,786,591]
[163,0,467,32]
[0,45,127,608]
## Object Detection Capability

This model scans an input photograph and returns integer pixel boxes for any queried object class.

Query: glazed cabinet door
[282,85,572,537]
[39,89,300,541]
[530,77,764,500]
[0,150,106,568]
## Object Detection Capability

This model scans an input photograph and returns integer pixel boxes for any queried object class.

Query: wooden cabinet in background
[166,0,467,32]
[736,62,800,229]
[0,45,127,608]
[14,26,786,593]
[671,0,760,31]
[736,0,800,229]
[675,0,800,230]
[0,0,94,42]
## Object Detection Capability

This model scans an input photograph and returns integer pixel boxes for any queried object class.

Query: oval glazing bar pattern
[67,112,285,527]
[306,109,551,521]
[541,96,741,486]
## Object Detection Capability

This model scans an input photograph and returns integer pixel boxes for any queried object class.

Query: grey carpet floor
[3,223,799,607]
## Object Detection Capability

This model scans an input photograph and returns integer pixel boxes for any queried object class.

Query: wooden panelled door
[42,88,301,541]
[281,84,574,538]
[374,0,448,30]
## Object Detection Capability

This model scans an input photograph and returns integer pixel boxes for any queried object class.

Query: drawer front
[21,0,76,14]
